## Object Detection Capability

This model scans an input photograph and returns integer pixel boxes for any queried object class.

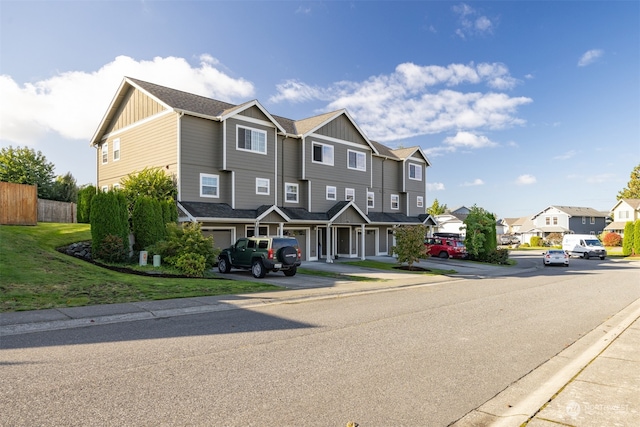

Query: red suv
[424,237,468,259]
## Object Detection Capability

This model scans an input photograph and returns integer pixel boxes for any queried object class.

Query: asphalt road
[1,254,639,426]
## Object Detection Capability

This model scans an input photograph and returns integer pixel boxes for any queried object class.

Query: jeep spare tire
[278,246,298,265]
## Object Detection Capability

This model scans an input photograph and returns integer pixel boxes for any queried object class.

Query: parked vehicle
[424,237,468,259]
[218,236,302,278]
[500,235,520,245]
[543,249,569,266]
[562,234,606,259]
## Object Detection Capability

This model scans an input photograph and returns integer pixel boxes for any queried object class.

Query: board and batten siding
[314,114,368,146]
[98,113,177,190]
[278,137,304,207]
[107,87,166,134]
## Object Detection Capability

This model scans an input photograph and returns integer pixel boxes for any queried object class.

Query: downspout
[274,128,278,205]
[177,112,184,201]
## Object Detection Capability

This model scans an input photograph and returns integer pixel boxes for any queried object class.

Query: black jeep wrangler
[217,236,302,278]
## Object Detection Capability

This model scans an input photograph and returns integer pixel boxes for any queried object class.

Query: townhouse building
[90,77,435,262]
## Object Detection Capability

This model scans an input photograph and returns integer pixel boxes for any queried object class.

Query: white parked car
[543,249,569,267]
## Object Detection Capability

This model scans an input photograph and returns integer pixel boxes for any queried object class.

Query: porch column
[278,222,284,236]
[326,223,333,263]
[361,224,366,260]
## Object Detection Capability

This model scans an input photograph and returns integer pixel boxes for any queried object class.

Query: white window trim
[347,149,366,171]
[391,194,399,210]
[326,185,337,200]
[417,196,424,208]
[312,141,334,166]
[101,143,108,165]
[113,138,120,162]
[237,125,267,155]
[256,178,270,195]
[345,188,355,202]
[285,182,299,203]
[200,173,220,198]
[113,183,121,190]
[409,163,422,181]
[367,191,375,208]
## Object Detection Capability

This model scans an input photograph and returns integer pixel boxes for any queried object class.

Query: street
[1,254,639,426]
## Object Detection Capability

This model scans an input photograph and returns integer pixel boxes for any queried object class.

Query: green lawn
[0,223,280,312]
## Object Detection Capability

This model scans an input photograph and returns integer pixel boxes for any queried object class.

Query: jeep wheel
[251,259,266,278]
[283,266,297,277]
[278,246,298,266]
[583,252,589,259]
[438,251,449,259]
[218,257,231,274]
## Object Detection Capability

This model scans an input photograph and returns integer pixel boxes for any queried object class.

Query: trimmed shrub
[175,253,207,277]
[530,236,542,247]
[91,190,129,260]
[391,225,427,269]
[132,196,164,250]
[96,234,127,263]
[635,220,640,255]
[546,233,563,246]
[463,205,497,261]
[77,185,96,223]
[602,232,622,247]
[161,199,178,225]
[622,221,634,256]
[485,248,510,265]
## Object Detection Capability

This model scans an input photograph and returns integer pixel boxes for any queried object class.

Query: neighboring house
[501,218,520,235]
[518,205,608,245]
[433,207,471,238]
[90,77,436,262]
[604,199,640,236]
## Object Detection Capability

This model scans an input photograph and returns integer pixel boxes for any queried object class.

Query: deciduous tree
[392,225,427,269]
[0,146,55,198]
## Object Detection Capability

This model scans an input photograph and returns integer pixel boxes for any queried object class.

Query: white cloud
[444,131,497,148]
[453,3,496,38]
[516,174,537,185]
[270,61,531,143]
[462,178,484,186]
[0,55,254,144]
[578,49,604,67]
[553,150,577,160]
[427,182,446,191]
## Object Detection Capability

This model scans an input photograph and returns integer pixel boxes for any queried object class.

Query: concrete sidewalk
[1,256,638,427]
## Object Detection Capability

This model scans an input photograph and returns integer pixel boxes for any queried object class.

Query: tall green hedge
[90,190,129,260]
[132,196,164,250]
[77,185,96,223]
[622,221,635,256]
[634,220,640,256]
[162,199,178,225]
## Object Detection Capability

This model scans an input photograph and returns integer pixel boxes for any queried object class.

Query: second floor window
[367,191,375,208]
[313,142,334,166]
[256,178,270,195]
[113,138,120,161]
[237,126,267,154]
[345,188,355,202]
[347,150,366,171]
[101,143,108,164]
[200,173,219,198]
[285,183,298,203]
[326,186,336,200]
[417,196,424,208]
[590,217,595,224]
[409,163,422,180]
[553,217,558,225]
[546,217,551,225]
[391,194,399,210]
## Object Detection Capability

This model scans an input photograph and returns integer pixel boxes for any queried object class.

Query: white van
[562,234,606,259]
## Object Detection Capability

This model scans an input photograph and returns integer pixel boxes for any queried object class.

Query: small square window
[285,183,298,203]
[200,173,219,198]
[391,194,399,210]
[313,142,334,166]
[113,138,120,161]
[326,186,337,200]
[345,188,355,202]
[367,191,375,208]
[417,196,424,208]
[409,163,422,180]
[256,178,270,195]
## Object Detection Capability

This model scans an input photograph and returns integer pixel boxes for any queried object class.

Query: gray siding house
[91,77,436,261]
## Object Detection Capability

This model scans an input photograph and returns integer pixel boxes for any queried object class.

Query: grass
[0,223,280,312]
[342,259,457,275]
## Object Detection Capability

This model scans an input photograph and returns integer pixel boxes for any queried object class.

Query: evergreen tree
[464,205,497,261]
[622,221,634,256]
[617,164,640,199]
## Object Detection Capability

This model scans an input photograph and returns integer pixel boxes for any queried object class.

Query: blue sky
[1,1,638,218]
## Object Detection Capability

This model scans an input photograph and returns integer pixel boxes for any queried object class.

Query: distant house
[517,205,608,245]
[433,206,471,238]
[604,199,640,236]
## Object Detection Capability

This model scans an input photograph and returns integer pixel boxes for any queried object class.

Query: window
[391,194,399,210]
[347,150,366,171]
[101,185,109,192]
[553,217,558,225]
[590,217,595,224]
[247,226,268,237]
[367,191,375,208]
[200,173,219,198]
[545,217,551,225]
[312,142,334,165]
[237,126,266,154]
[620,211,630,219]
[285,183,298,203]
[101,143,108,164]
[326,186,337,200]
[417,196,424,208]
[409,163,422,180]
[256,178,270,195]
[582,216,586,224]
[345,188,355,202]
[113,183,121,190]
[113,138,120,161]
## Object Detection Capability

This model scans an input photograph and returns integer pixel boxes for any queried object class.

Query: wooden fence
[0,182,38,225]
[1,182,78,225]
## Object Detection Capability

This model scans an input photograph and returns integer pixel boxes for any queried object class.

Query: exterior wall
[97,112,177,191]
[613,203,639,222]
[532,208,570,229]
[372,158,402,213]
[277,136,304,207]
[568,216,607,235]
[107,87,166,134]
[404,155,427,217]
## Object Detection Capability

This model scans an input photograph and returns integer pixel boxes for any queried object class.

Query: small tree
[132,196,164,250]
[77,185,96,223]
[391,225,427,270]
[427,199,448,216]
[634,220,640,256]
[120,167,177,213]
[602,232,622,247]
[90,190,129,261]
[622,221,634,256]
[149,221,217,276]
[617,163,640,199]
[464,205,497,261]
[530,236,542,247]
[50,172,78,202]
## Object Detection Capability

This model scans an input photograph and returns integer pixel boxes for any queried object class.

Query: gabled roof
[610,198,640,212]
[533,205,606,218]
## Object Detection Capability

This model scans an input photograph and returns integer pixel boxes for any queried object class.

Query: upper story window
[200,173,219,198]
[101,143,108,164]
[345,188,355,202]
[312,142,334,166]
[256,178,270,195]
[545,217,551,225]
[417,196,424,208]
[113,183,121,191]
[409,163,422,180]
[101,185,109,192]
[326,186,337,200]
[553,217,558,225]
[285,183,298,203]
[367,191,375,208]
[113,138,120,161]
[590,217,595,224]
[391,194,399,210]
[237,126,267,154]
[347,150,366,171]
[582,216,586,224]
[620,210,630,219]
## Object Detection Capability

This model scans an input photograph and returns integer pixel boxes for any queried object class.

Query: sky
[1,0,638,218]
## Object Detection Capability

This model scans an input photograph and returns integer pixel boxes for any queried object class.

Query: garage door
[203,230,232,251]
